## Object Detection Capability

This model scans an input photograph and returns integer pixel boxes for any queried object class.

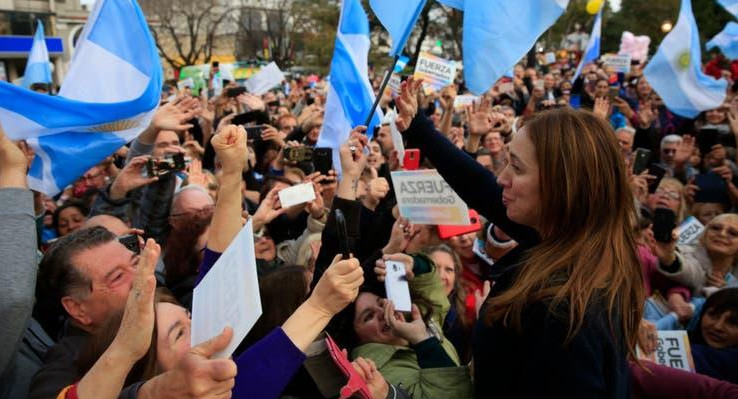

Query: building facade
[0,0,89,85]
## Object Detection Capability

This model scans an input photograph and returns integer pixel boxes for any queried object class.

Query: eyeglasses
[656,189,680,200]
[170,204,214,218]
[662,149,677,155]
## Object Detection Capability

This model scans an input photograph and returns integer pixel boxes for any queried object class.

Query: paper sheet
[244,62,286,96]
[191,219,262,359]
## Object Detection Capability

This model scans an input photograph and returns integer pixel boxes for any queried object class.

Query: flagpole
[364,54,400,126]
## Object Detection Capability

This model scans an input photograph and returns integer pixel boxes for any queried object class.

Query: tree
[140,0,235,70]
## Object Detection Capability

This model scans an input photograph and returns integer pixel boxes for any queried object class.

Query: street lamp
[661,21,673,33]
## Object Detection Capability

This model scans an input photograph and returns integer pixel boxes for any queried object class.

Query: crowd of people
[4,42,738,398]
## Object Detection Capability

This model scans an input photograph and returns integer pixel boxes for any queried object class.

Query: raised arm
[395,77,535,244]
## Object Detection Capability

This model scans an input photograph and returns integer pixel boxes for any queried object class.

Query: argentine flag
[571,10,601,83]
[437,0,569,95]
[644,0,727,118]
[718,0,738,19]
[22,20,52,89]
[369,0,427,57]
[707,22,738,60]
[0,0,162,195]
[317,0,382,174]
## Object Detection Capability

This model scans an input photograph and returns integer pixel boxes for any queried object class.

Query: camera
[284,146,314,163]
[118,234,140,255]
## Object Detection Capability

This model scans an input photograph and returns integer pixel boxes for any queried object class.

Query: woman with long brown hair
[394,77,644,398]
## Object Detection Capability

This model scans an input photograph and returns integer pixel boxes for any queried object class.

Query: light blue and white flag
[317,0,382,174]
[21,20,52,88]
[369,0,427,57]
[0,0,162,195]
[436,0,569,95]
[395,55,410,73]
[718,0,738,19]
[571,10,601,82]
[644,0,727,118]
[707,21,738,59]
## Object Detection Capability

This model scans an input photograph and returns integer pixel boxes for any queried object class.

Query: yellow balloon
[586,0,603,14]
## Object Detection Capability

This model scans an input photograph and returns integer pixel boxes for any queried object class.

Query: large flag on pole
[0,0,162,195]
[317,0,382,174]
[21,20,52,88]
[571,10,602,83]
[707,21,738,59]
[718,0,738,19]
[436,0,569,95]
[644,0,727,118]
[369,0,427,56]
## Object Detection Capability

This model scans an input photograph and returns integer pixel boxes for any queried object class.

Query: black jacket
[403,112,630,398]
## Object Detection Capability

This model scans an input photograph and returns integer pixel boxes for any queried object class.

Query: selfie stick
[364,55,400,127]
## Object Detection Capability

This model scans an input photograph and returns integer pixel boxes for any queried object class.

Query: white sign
[278,182,316,209]
[677,216,705,245]
[414,52,457,93]
[177,77,195,91]
[637,331,695,372]
[387,109,405,166]
[390,169,470,225]
[544,52,557,65]
[603,54,632,73]
[244,62,286,96]
[453,94,479,110]
[191,219,262,359]
[386,73,402,98]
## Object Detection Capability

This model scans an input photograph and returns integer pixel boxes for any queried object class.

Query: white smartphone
[278,182,316,209]
[384,261,412,312]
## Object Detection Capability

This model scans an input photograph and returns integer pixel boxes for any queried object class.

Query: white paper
[454,94,479,110]
[244,62,286,96]
[544,52,556,65]
[390,169,470,225]
[677,216,705,245]
[278,183,316,209]
[191,219,262,359]
[384,261,412,312]
[387,109,405,166]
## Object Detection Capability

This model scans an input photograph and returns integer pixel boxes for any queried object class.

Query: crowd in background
[4,43,738,399]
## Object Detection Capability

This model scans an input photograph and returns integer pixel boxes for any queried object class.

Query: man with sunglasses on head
[657,134,698,184]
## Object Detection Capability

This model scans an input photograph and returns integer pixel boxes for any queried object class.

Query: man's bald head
[83,215,129,236]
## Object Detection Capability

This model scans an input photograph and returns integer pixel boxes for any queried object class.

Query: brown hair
[485,109,644,359]
[77,288,179,385]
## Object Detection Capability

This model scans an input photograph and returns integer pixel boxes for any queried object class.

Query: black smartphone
[118,234,141,255]
[244,125,265,141]
[335,209,350,259]
[694,172,727,203]
[652,208,676,243]
[313,147,333,176]
[632,148,652,175]
[698,128,719,156]
[231,112,253,126]
[147,153,186,177]
[226,87,247,98]
[647,164,667,194]
[284,146,314,163]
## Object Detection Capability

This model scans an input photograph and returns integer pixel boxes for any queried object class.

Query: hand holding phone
[383,260,412,312]
[652,208,676,243]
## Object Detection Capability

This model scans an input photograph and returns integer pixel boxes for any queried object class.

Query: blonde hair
[658,177,688,223]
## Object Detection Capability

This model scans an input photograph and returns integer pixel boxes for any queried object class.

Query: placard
[414,52,457,93]
[278,182,316,209]
[244,61,286,95]
[191,219,262,359]
[544,52,557,65]
[390,169,470,225]
[637,330,695,372]
[677,216,705,245]
[454,94,479,110]
[603,54,632,73]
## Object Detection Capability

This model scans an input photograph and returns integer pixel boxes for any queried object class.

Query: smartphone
[118,234,141,255]
[384,261,412,313]
[647,164,667,194]
[226,87,247,98]
[632,148,652,175]
[244,125,265,141]
[698,128,719,156]
[313,147,333,176]
[146,153,186,177]
[403,149,420,170]
[437,209,482,239]
[335,209,350,259]
[608,86,619,102]
[284,146,314,163]
[231,112,253,126]
[652,208,676,243]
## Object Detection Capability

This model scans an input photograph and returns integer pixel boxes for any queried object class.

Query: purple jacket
[198,248,306,399]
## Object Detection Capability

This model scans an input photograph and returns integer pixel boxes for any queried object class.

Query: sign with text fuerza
[637,330,695,372]
[391,169,470,225]
[413,52,457,93]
